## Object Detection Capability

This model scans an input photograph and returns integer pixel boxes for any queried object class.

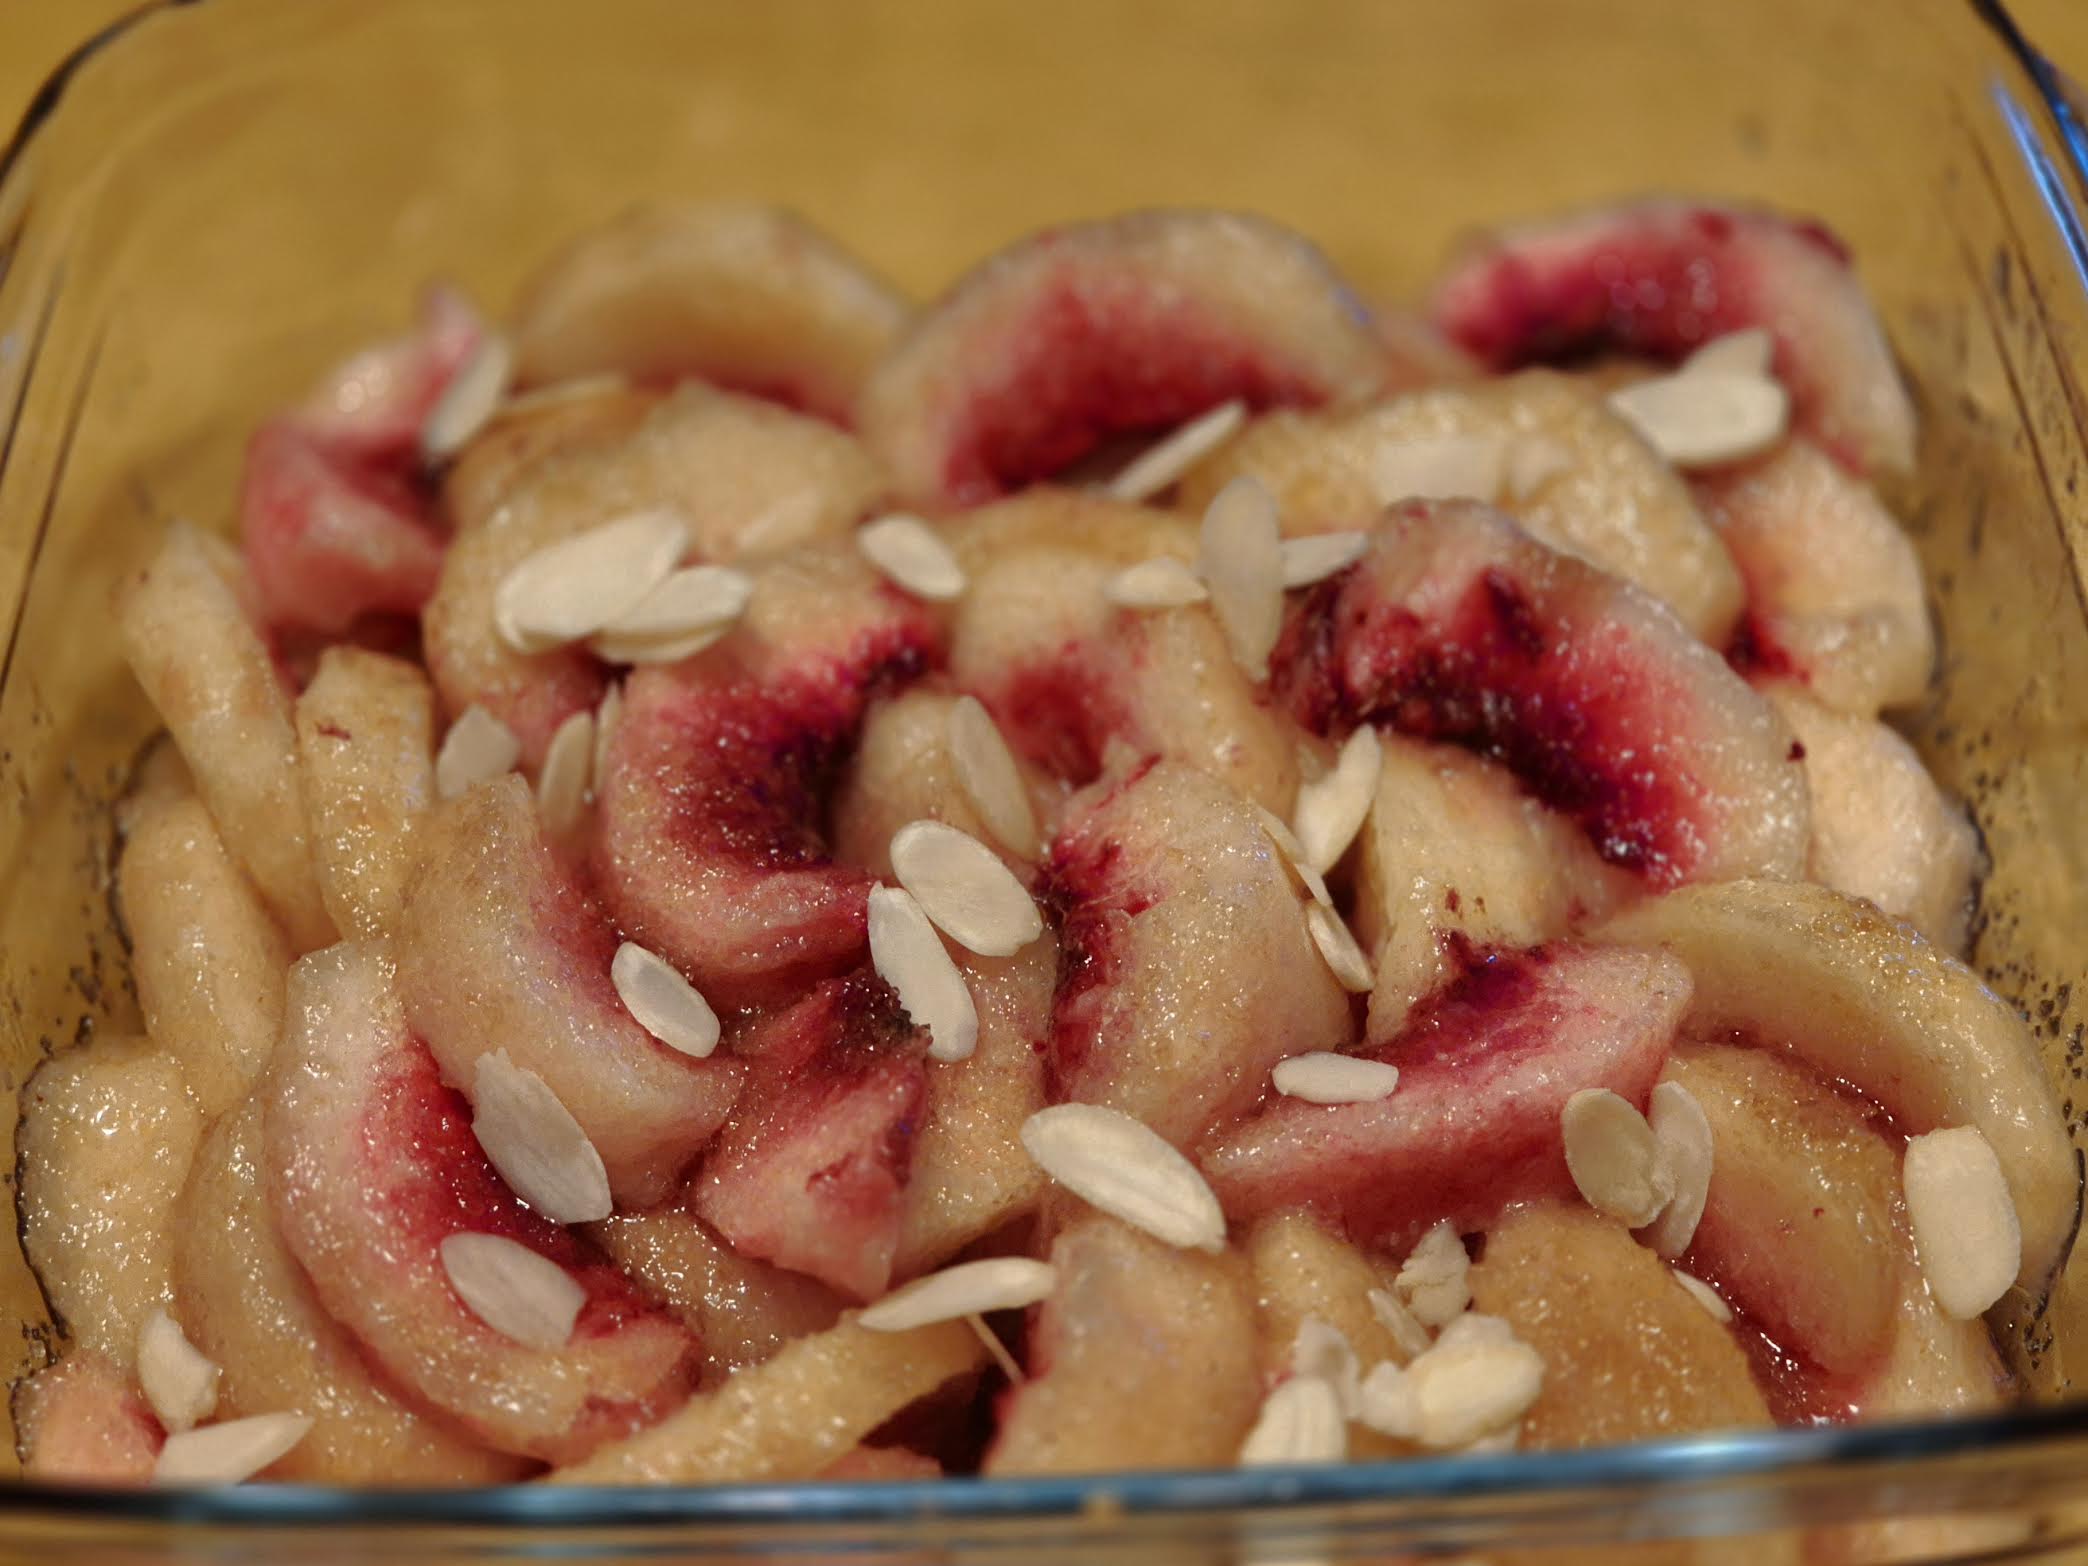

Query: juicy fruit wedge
[1199,943,1690,1247]
[1468,1203,1770,1448]
[264,942,699,1463]
[297,283,484,458]
[1593,880,2080,1301]
[441,381,658,536]
[592,543,941,1011]
[862,211,1385,507]
[1244,1211,1411,1376]
[985,1217,1259,1475]
[1429,199,1916,475]
[1046,759,1352,1147]
[831,687,1044,874]
[14,1353,163,1482]
[1274,499,1809,888]
[512,203,911,425]
[397,776,743,1209]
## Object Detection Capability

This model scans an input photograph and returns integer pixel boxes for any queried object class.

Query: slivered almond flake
[888,820,1043,957]
[1562,1088,1673,1227]
[1197,476,1284,681]
[153,1413,314,1486]
[857,514,966,601]
[1903,1126,2021,1319]
[946,696,1039,859]
[536,708,595,836]
[1293,726,1381,874]
[1103,556,1208,609]
[1279,530,1368,589]
[586,564,753,665]
[1105,399,1247,501]
[611,941,721,1059]
[593,683,623,791]
[1019,1103,1227,1253]
[1367,1287,1434,1361]
[858,1257,1057,1331]
[1671,1269,1732,1323]
[1396,1221,1471,1328]
[1642,1080,1714,1259]
[435,704,521,800]
[1607,371,1789,469]
[421,331,514,462]
[1305,903,1374,994]
[1289,1316,1363,1418]
[867,885,978,1062]
[494,509,689,653]
[1358,1312,1542,1449]
[440,1232,587,1349]
[471,1049,613,1223]
[1683,326,1776,379]
[137,1309,220,1434]
[1371,432,1507,506]
[1506,434,1574,499]
[1249,804,1332,907]
[1272,1052,1399,1105]
[1238,1372,1347,1466]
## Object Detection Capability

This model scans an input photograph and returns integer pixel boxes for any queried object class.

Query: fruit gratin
[12,199,2077,1491]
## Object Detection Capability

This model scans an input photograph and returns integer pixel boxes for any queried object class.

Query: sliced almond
[1293,725,1381,874]
[857,514,966,602]
[1642,1080,1714,1259]
[1237,1372,1347,1466]
[1371,431,1507,506]
[494,509,688,653]
[945,696,1039,860]
[435,704,522,800]
[1395,1221,1471,1328]
[137,1309,220,1434]
[1683,326,1776,379]
[1561,1088,1674,1227]
[421,331,514,463]
[593,683,623,791]
[857,1257,1057,1331]
[1289,1316,1362,1418]
[867,884,979,1062]
[1249,803,1332,907]
[1018,1103,1226,1253]
[1360,1312,1542,1449]
[536,708,595,836]
[1366,1287,1435,1361]
[586,564,753,665]
[888,820,1043,956]
[1197,475,1284,681]
[470,1048,613,1223]
[1106,399,1247,502]
[1606,371,1790,470]
[1671,1269,1732,1323]
[1506,434,1574,499]
[1272,1052,1399,1106]
[439,1231,587,1349]
[1305,903,1374,994]
[1903,1126,2021,1319]
[1279,530,1369,590]
[610,941,721,1059]
[153,1412,314,1486]
[1103,556,1209,609]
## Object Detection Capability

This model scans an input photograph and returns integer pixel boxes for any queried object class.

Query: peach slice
[441,382,658,534]
[298,283,484,458]
[691,971,930,1301]
[1045,759,1353,1147]
[1273,499,1809,889]
[14,1353,162,1483]
[511,203,910,425]
[862,211,1384,508]
[1244,1211,1412,1377]
[985,1216,1259,1475]
[175,1100,522,1483]
[1199,942,1690,1248]
[1429,199,1916,475]
[1700,441,1933,714]
[397,776,743,1210]
[592,543,941,1012]
[1593,880,2079,1301]
[1178,372,1746,644]
[822,1445,943,1481]
[19,1037,200,1372]
[264,942,699,1463]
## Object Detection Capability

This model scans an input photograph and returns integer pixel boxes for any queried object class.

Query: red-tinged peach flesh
[14,1353,162,1482]
[298,285,482,459]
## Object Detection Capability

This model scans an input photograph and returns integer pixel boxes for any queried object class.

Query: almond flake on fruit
[1197,475,1284,681]
[1237,1372,1348,1466]
[421,331,514,463]
[1360,1311,1542,1449]
[435,704,522,800]
[1106,400,1247,502]
[611,940,721,1059]
[592,683,622,791]
[1506,434,1574,499]
[1019,1103,1227,1253]
[470,1049,613,1223]
[137,1309,220,1434]
[946,695,1039,859]
[1293,725,1381,874]
[1642,1080,1714,1259]
[1671,1269,1732,1323]
[857,514,967,601]
[867,884,979,1062]
[1606,371,1789,469]
[1683,326,1775,379]
[1395,1221,1471,1328]
[1371,431,1508,506]
[1903,1125,2021,1319]
[1290,1316,1363,1417]
[1103,556,1209,609]
[1272,1052,1399,1105]
[858,1257,1058,1331]
[1306,903,1374,994]
[1249,803,1332,907]
[1367,1287,1435,1361]
[586,564,753,665]
[153,1412,314,1486]
[494,509,689,653]
[1279,530,1369,589]
[440,1232,587,1349]
[1561,1088,1674,1227]
[888,820,1043,956]
[536,708,595,836]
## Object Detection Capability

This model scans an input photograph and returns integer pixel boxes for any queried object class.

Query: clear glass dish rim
[1,0,2086,1532]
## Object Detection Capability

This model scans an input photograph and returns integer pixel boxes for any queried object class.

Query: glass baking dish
[6,0,2088,1557]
